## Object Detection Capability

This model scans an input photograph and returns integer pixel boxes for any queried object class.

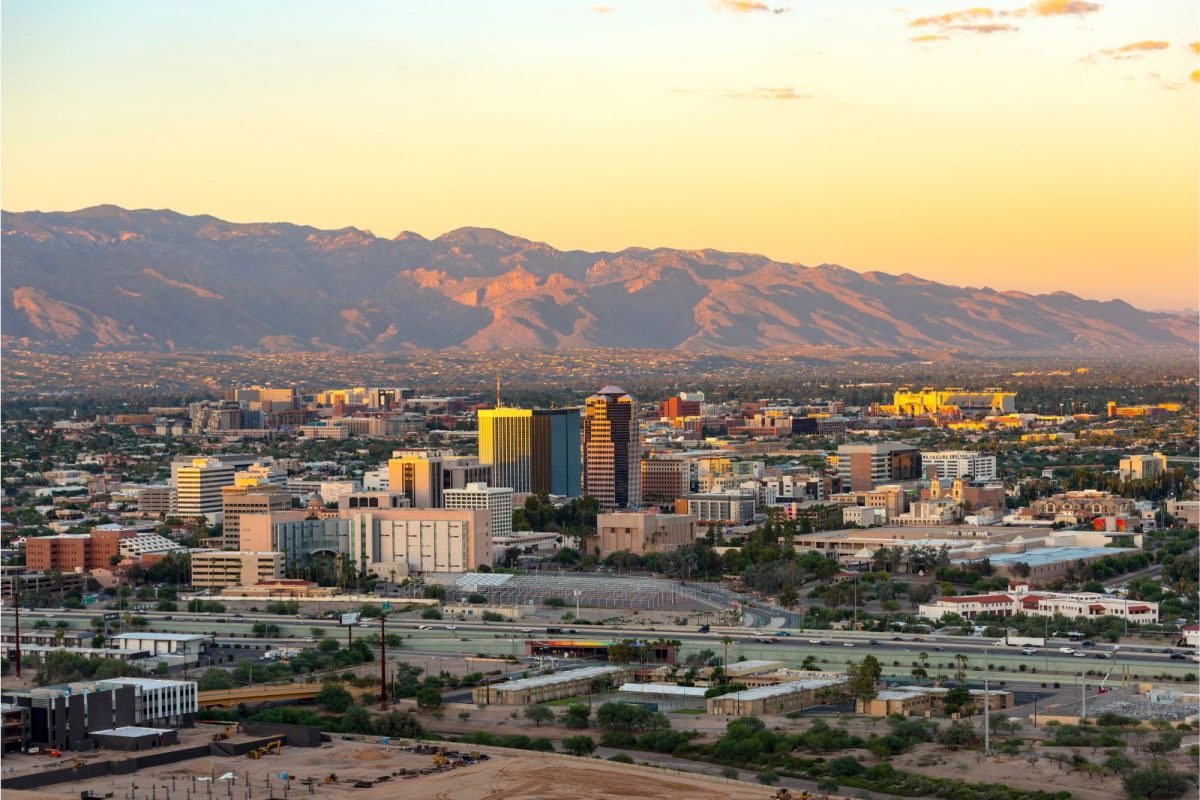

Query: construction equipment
[432,754,447,767]
[212,729,230,742]
[1097,663,1116,694]
[47,749,62,758]
[263,740,282,755]
[772,790,794,800]
[323,774,338,784]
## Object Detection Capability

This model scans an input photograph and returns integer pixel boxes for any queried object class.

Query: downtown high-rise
[477,408,581,497]
[582,386,641,509]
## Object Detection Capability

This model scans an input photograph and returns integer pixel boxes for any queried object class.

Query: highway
[5,607,1196,681]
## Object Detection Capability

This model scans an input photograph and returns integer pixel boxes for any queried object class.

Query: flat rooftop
[492,665,625,693]
[719,678,845,702]
[618,682,707,698]
[91,726,174,737]
[982,547,1137,566]
[111,633,211,642]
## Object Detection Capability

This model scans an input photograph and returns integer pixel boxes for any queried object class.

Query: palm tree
[954,653,968,683]
[720,636,733,679]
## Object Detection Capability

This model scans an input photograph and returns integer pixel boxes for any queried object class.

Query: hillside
[3,206,1193,353]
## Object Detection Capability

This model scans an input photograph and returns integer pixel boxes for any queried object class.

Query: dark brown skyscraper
[583,386,641,509]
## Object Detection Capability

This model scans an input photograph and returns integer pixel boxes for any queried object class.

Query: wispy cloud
[674,86,809,101]
[909,7,997,27]
[951,22,1017,33]
[1190,42,1200,55]
[725,87,809,100]
[1086,40,1171,62]
[906,1,1102,41]
[1192,70,1200,83]
[1029,0,1101,16]
[911,34,950,42]
[712,0,790,14]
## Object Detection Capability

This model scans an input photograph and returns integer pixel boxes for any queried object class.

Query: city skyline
[3,1,1198,309]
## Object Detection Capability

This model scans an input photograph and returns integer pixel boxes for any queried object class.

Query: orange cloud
[1030,0,1101,16]
[1192,70,1200,83]
[952,22,1017,33]
[911,34,950,42]
[713,0,789,13]
[1189,42,1200,55]
[910,7,995,26]
[1094,40,1171,60]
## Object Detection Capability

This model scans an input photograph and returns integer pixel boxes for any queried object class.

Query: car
[768,637,780,644]
[993,640,1006,646]
[232,613,244,619]
[567,629,578,634]
[216,618,228,623]
[546,627,563,634]
[808,639,822,644]
[163,615,173,621]
[1094,653,1112,659]
[697,625,711,633]
[44,614,56,618]
[1058,647,1075,654]
[891,636,903,641]
[910,637,925,642]
[775,631,790,637]
[1073,651,1087,657]
[868,639,880,645]
[1021,648,1038,656]
[817,640,829,646]
[1080,640,1095,648]
[843,642,855,648]
[445,625,457,630]
[1169,653,1187,661]
[416,624,431,630]
[303,637,315,643]
[519,628,532,633]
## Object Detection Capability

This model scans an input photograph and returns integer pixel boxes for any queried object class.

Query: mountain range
[3,205,1194,354]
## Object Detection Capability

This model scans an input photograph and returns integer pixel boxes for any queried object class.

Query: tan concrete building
[706,677,847,716]
[1030,490,1135,519]
[386,450,491,508]
[239,507,493,575]
[472,665,631,706]
[221,477,292,549]
[191,551,285,589]
[597,510,699,558]
[828,485,909,519]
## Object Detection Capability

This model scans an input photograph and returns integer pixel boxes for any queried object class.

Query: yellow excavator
[322,774,338,784]
[432,753,447,767]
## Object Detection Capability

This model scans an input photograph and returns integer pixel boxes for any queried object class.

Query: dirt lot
[3,738,778,800]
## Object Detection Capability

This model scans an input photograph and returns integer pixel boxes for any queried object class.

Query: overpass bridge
[198,683,324,708]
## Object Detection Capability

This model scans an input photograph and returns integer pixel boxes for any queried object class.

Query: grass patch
[544,695,588,706]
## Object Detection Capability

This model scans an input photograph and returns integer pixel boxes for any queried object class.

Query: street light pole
[12,589,21,679]
[983,647,990,755]
[379,606,388,711]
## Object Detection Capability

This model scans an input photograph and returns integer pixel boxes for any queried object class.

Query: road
[5,607,1196,681]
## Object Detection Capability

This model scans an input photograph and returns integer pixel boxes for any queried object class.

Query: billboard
[340,612,360,627]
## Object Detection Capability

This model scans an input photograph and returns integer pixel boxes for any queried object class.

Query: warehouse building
[472,665,631,706]
[706,677,847,716]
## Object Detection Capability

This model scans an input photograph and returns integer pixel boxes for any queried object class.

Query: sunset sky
[3,1,1197,310]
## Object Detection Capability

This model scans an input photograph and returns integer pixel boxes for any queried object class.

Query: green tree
[561,735,596,757]
[937,720,979,750]
[341,704,373,734]
[560,704,591,729]
[524,705,554,727]
[316,683,354,713]
[416,686,443,712]
[1122,763,1191,800]
[198,668,235,691]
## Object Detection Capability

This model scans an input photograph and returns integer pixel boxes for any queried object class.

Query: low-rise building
[706,677,847,716]
[919,586,1159,623]
[191,551,285,589]
[677,491,756,525]
[472,665,631,706]
[597,510,699,558]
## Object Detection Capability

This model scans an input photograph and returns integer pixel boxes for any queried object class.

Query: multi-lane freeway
[5,607,1196,681]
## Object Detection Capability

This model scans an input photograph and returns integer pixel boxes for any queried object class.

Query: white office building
[443,482,514,539]
[173,458,236,522]
[919,451,997,482]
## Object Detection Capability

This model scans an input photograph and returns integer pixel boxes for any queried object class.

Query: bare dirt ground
[2,739,778,800]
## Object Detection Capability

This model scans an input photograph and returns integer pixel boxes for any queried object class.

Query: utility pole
[1080,671,1086,722]
[983,648,990,755]
[379,604,388,711]
[12,588,21,678]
